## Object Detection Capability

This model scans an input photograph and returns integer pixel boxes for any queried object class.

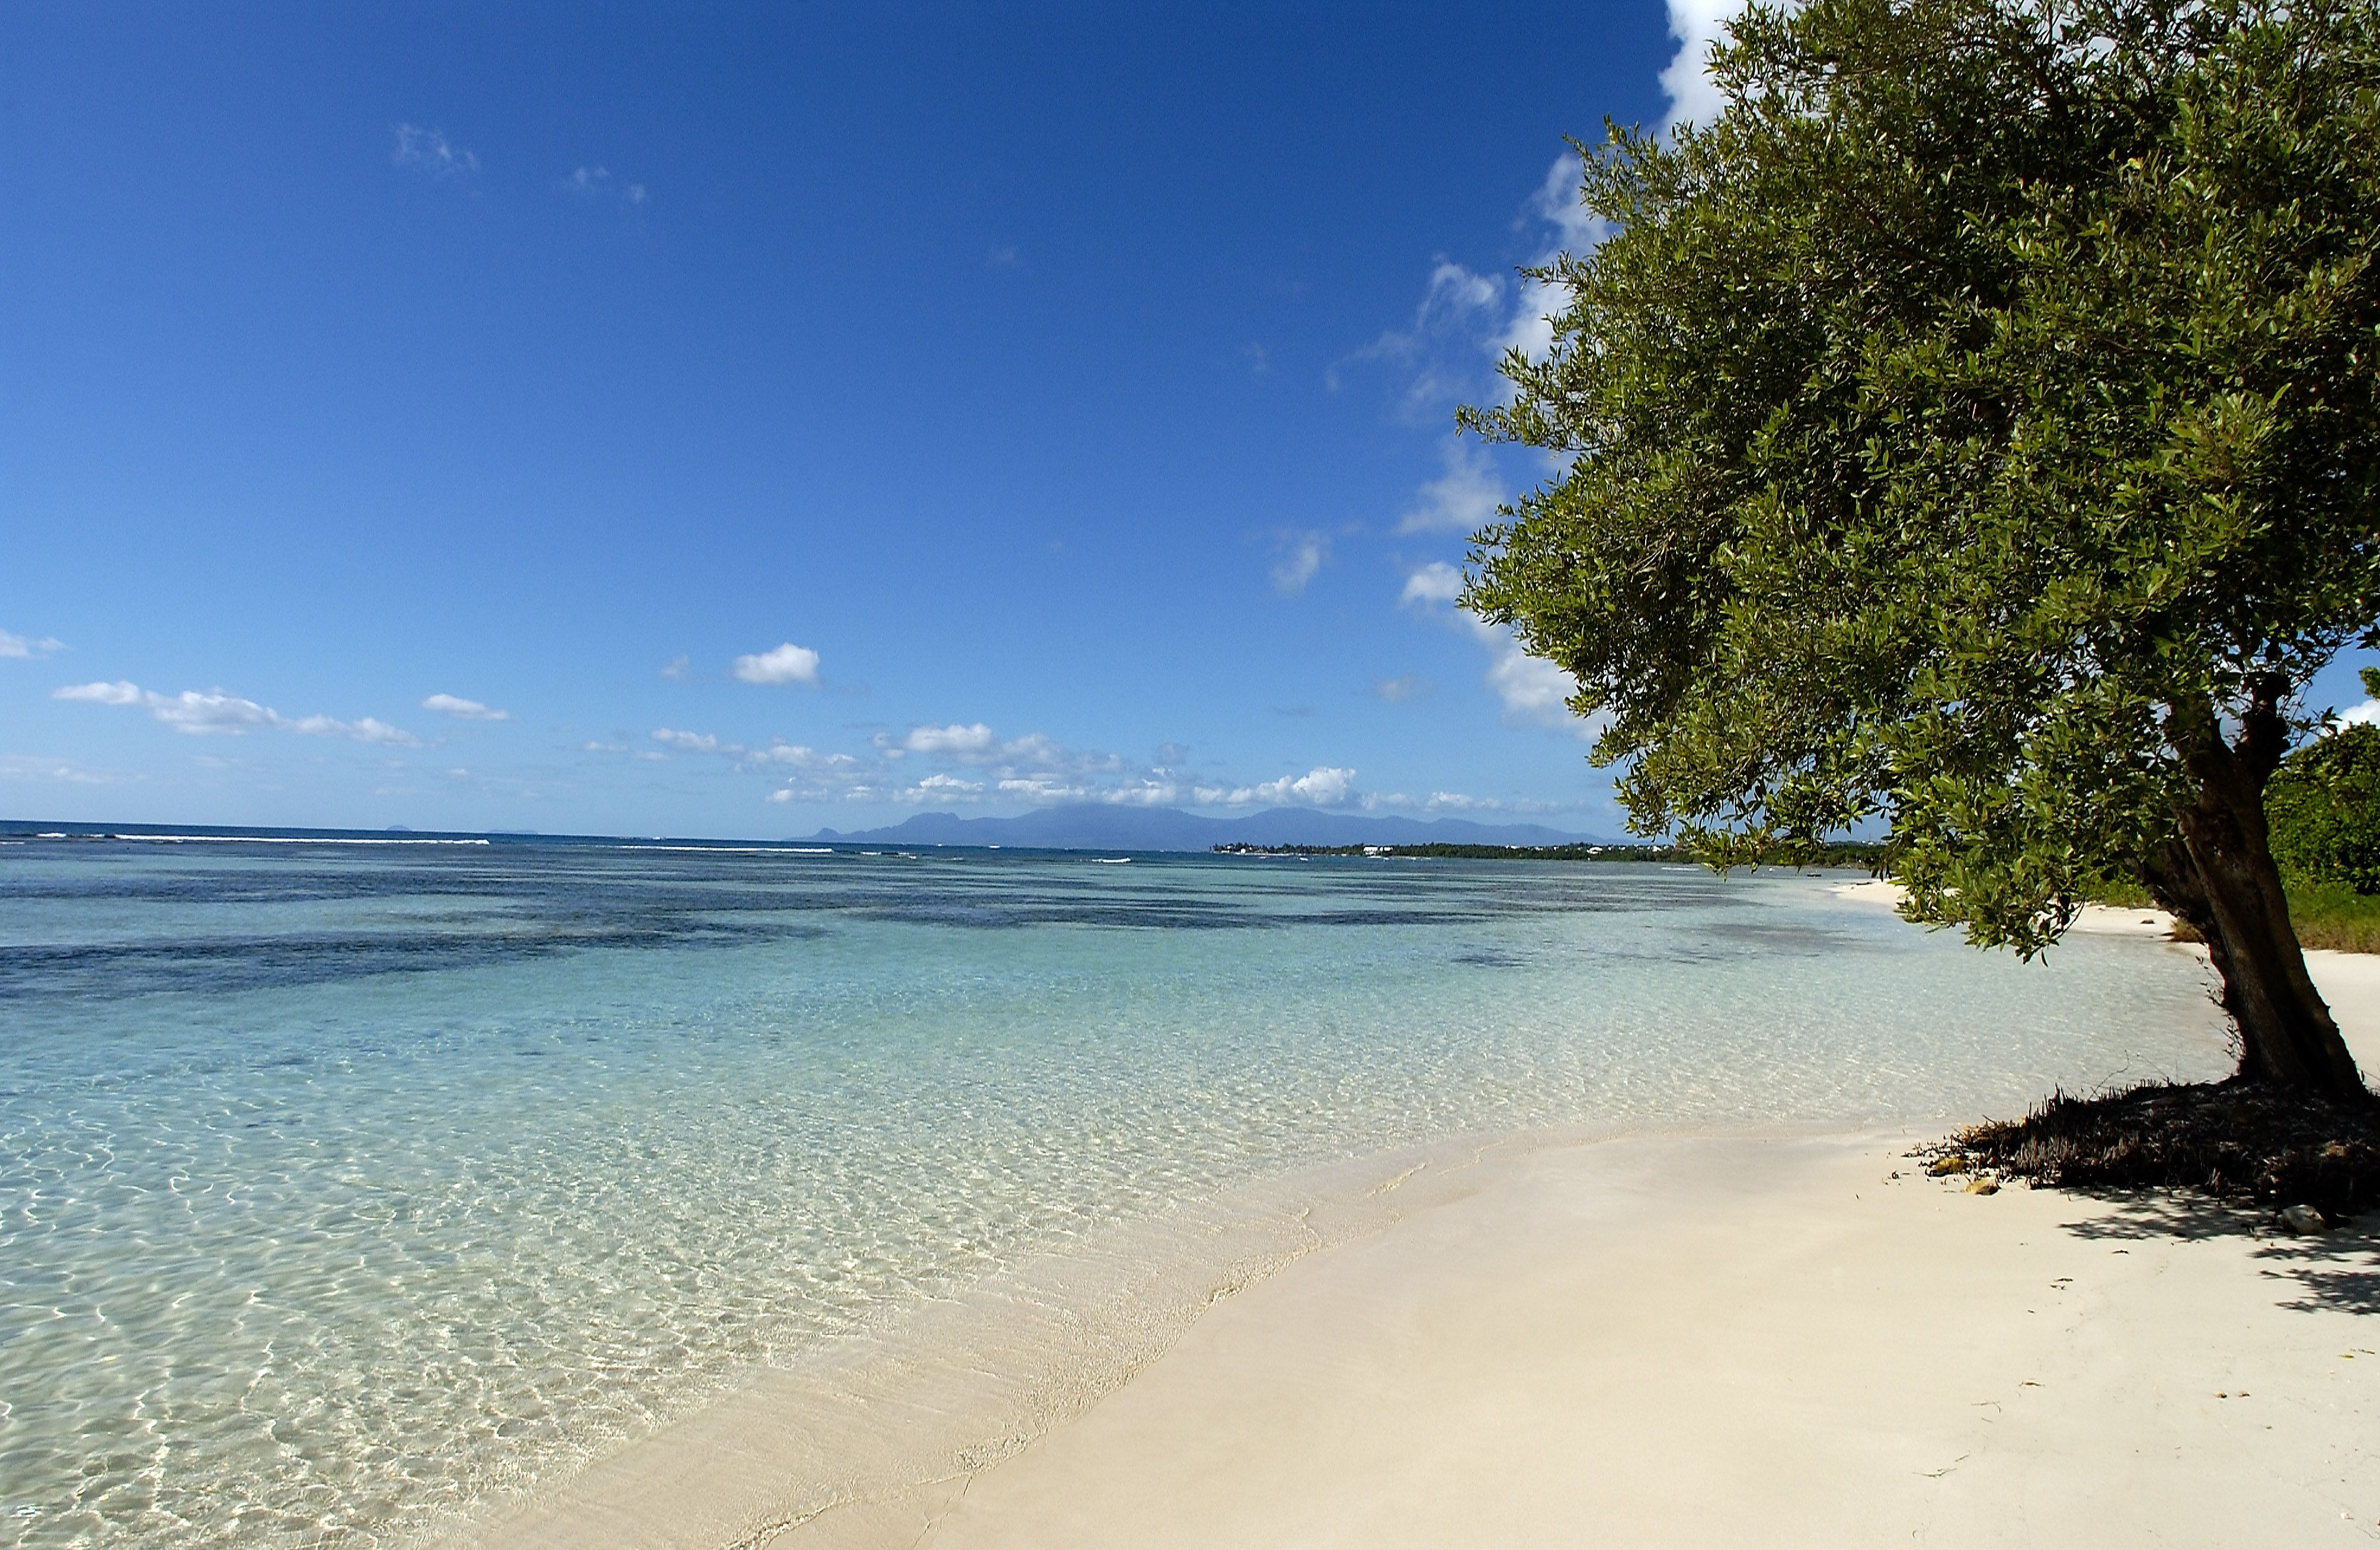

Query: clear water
[0,838,2228,1547]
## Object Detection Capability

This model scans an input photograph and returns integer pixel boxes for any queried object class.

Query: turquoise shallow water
[0,838,2228,1546]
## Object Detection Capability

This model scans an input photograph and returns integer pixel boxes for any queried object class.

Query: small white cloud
[290,715,421,747]
[1,630,65,659]
[393,124,479,177]
[1374,675,1423,703]
[422,693,510,722]
[987,244,1023,268]
[567,165,647,203]
[651,728,721,752]
[1400,438,1504,534]
[1400,561,1466,607]
[2341,701,2380,728]
[767,787,795,803]
[660,654,690,681]
[903,722,997,756]
[1271,530,1330,595]
[734,642,821,686]
[55,680,143,705]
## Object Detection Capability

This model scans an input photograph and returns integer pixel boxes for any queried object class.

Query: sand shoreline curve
[439,959,2380,1550]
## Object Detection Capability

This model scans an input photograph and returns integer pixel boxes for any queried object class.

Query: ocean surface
[0,833,2231,1547]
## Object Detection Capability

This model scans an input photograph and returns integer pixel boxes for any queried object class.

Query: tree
[2267,670,2380,893]
[1462,0,2380,1099]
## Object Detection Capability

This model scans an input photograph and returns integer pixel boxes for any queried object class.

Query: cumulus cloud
[2340,701,2380,728]
[1400,438,1504,534]
[1,629,65,659]
[1201,766,1361,809]
[393,124,478,177]
[422,693,510,722]
[656,712,1380,818]
[56,681,421,742]
[734,642,821,686]
[1661,0,1737,133]
[1400,561,1467,607]
[660,654,690,681]
[1374,675,1424,702]
[1270,530,1330,595]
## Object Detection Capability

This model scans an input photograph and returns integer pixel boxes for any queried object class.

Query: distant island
[810,803,1613,853]
[1216,841,1667,860]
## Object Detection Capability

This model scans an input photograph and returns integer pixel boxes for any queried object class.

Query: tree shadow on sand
[2055,1190,2380,1315]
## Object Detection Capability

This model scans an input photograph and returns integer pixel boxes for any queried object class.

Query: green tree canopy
[2268,670,2380,892]
[1464,0,2380,1097]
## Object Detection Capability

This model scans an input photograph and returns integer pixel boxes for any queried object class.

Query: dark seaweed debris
[1936,1079,2380,1222]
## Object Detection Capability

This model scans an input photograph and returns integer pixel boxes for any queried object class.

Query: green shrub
[2267,684,2380,895]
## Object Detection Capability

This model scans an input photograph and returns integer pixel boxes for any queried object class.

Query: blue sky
[5,2,2373,840]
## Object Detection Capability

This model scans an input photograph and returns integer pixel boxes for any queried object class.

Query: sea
[0,826,2232,1547]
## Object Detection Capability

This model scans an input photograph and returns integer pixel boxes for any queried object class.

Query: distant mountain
[808,803,1608,852]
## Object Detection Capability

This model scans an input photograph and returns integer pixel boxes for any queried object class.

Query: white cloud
[55,680,142,706]
[1400,438,1504,534]
[755,741,862,771]
[55,680,420,742]
[1400,561,1466,607]
[1,629,65,659]
[903,722,997,756]
[1660,0,1737,133]
[393,124,479,177]
[660,654,690,681]
[1397,567,1587,734]
[423,693,510,722]
[1332,261,1509,415]
[1484,642,1578,725]
[1374,675,1423,702]
[2340,701,2380,728]
[651,728,721,752]
[292,715,420,746]
[734,642,821,686]
[1528,150,1604,256]
[1271,530,1330,595]
[1199,766,1361,809]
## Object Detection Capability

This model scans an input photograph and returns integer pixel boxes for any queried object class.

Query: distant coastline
[2,803,1616,856]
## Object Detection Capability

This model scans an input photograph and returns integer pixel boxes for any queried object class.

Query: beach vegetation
[1463,0,2380,1100]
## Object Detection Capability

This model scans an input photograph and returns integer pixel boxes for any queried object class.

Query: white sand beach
[447,949,2380,1550]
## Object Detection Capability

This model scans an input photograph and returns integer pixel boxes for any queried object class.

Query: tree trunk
[2147,697,2371,1103]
